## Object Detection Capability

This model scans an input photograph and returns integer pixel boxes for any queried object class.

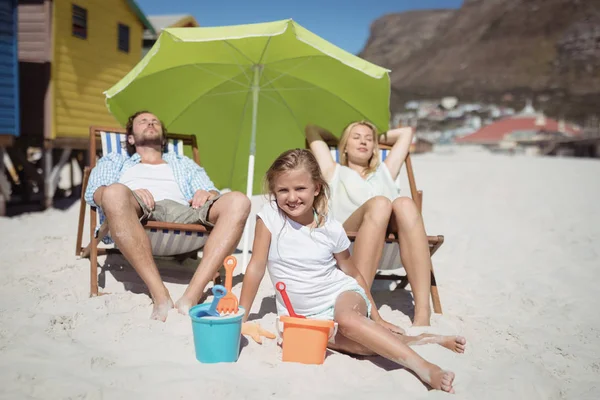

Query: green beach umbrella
[104,19,390,264]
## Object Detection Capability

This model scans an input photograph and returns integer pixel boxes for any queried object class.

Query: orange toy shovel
[216,256,239,314]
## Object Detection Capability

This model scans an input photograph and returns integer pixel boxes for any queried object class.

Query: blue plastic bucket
[189,304,245,363]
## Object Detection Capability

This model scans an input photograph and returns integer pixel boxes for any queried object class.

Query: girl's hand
[371,312,405,335]
[242,322,276,344]
[376,319,405,335]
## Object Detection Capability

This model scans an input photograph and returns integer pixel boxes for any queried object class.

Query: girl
[305,122,434,326]
[239,149,465,394]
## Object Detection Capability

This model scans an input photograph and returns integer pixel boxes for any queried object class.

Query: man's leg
[95,183,173,321]
[175,191,251,314]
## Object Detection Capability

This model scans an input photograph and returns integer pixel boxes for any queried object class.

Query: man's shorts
[132,192,222,228]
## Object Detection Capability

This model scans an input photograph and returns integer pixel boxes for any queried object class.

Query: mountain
[359,0,600,123]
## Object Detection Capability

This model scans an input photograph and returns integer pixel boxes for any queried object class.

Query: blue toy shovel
[196,285,227,317]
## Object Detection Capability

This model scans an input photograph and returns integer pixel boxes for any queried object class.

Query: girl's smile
[273,169,320,226]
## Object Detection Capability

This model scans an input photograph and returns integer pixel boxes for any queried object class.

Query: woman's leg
[329,291,459,393]
[343,196,392,288]
[390,196,434,326]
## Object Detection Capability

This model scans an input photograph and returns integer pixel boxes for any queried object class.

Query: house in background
[0,0,19,215]
[455,103,581,147]
[7,0,154,210]
[143,14,199,56]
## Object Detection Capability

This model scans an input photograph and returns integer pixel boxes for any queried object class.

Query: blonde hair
[264,149,330,227]
[338,120,380,175]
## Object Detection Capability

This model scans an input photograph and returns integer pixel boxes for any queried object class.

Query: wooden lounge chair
[324,142,444,314]
[75,126,214,297]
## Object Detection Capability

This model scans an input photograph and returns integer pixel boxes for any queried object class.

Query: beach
[1,147,599,399]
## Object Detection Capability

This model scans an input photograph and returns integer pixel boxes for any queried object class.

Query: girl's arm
[305,124,337,181]
[381,127,414,181]
[239,218,276,343]
[334,249,405,334]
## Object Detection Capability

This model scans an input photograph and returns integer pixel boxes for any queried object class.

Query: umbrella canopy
[105,19,390,194]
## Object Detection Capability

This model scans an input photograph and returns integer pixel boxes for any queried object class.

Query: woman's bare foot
[150,298,174,322]
[412,308,431,326]
[412,334,467,353]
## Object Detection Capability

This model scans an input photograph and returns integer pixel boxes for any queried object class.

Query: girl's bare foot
[415,334,467,353]
[430,368,456,393]
[150,298,174,322]
[414,363,456,393]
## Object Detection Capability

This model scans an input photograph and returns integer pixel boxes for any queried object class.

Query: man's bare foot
[416,334,467,353]
[175,295,197,316]
[150,298,174,322]
[412,308,431,326]
[415,363,455,393]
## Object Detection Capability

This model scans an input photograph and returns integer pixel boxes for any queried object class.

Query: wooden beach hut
[0,0,19,215]
[142,14,199,57]
[8,0,154,209]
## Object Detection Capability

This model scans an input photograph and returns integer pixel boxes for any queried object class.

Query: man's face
[129,113,163,147]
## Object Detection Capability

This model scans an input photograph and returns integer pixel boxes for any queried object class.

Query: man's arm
[84,154,124,207]
[185,157,219,194]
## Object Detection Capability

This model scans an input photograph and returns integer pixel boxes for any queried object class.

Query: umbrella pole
[242,65,262,272]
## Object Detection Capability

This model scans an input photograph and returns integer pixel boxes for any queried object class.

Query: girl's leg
[390,196,434,326]
[330,291,461,393]
[343,196,392,288]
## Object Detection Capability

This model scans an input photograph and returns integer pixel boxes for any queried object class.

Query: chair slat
[329,148,390,164]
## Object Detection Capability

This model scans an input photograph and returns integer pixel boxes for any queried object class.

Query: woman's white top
[328,163,400,223]
[257,201,358,316]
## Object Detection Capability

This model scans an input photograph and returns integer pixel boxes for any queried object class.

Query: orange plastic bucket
[279,316,335,365]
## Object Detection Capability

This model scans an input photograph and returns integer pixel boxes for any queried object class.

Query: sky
[136,0,463,55]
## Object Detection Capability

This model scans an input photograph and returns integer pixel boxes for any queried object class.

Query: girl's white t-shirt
[328,163,400,223]
[257,201,357,316]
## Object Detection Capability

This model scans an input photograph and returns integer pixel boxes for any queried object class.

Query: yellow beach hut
[143,14,199,57]
[14,0,154,208]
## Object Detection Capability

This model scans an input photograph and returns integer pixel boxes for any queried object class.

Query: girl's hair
[265,149,330,227]
[338,120,380,175]
[125,110,168,156]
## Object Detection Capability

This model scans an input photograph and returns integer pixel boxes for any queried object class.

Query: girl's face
[344,124,375,164]
[272,168,320,224]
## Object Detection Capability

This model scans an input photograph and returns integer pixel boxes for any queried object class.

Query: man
[85,111,250,321]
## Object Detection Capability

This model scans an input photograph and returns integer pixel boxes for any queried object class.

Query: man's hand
[371,312,405,335]
[133,189,155,210]
[241,322,276,344]
[190,190,215,208]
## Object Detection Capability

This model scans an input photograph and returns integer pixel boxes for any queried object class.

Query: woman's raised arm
[381,127,414,181]
[305,124,337,181]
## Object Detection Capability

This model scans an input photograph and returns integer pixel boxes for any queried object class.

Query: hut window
[72,4,87,39]
[118,24,130,53]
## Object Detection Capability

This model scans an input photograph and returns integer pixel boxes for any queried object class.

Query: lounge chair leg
[76,167,90,256]
[430,269,442,314]
[90,208,99,297]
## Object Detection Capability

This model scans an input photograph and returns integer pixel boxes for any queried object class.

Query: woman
[305,121,434,326]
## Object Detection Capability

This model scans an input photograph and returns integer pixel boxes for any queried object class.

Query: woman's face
[344,124,375,165]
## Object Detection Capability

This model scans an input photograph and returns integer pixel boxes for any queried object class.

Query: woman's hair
[338,120,380,175]
[125,110,168,156]
[264,149,330,227]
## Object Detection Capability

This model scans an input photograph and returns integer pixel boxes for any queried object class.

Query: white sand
[1,147,599,399]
